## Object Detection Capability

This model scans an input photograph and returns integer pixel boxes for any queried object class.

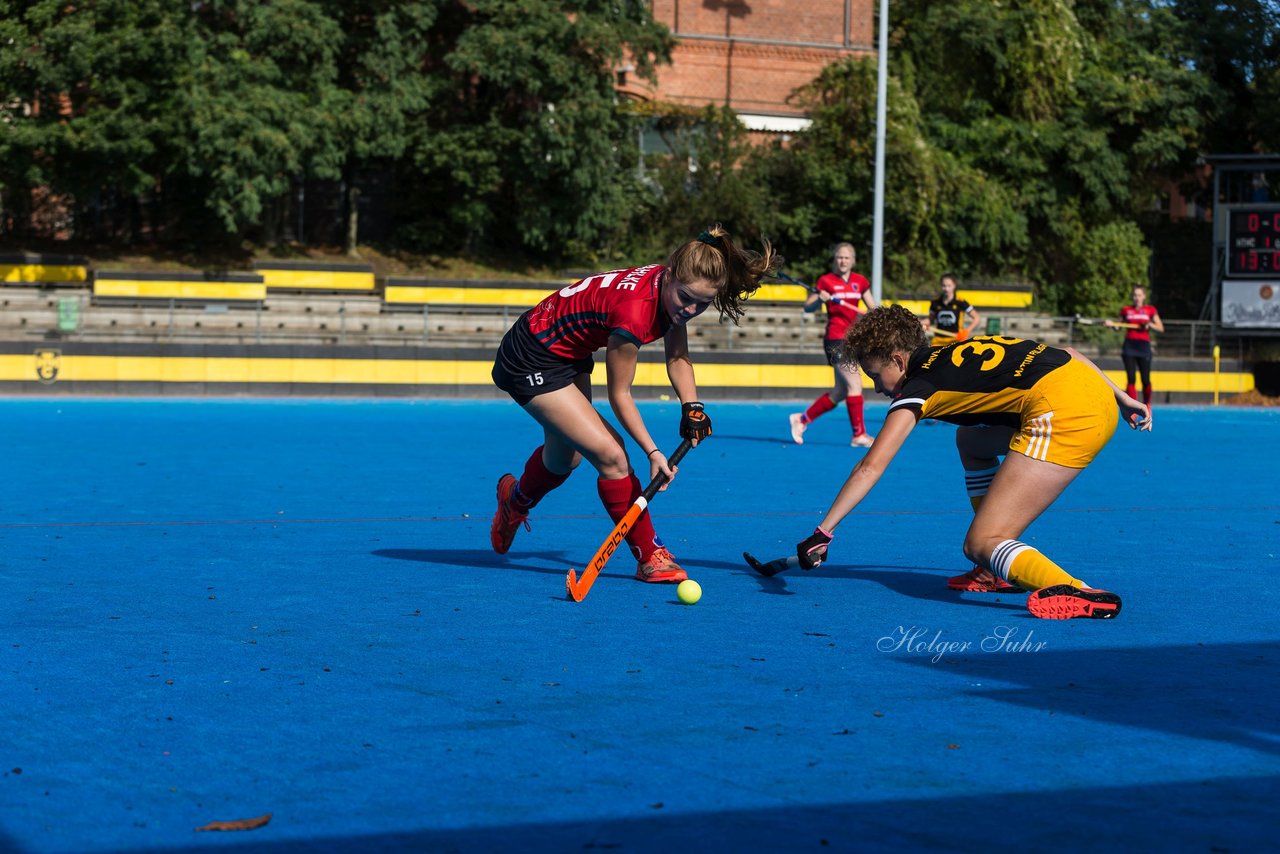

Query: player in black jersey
[790,304,1151,620]
[926,272,981,346]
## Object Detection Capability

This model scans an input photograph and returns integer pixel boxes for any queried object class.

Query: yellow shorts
[1007,359,1118,469]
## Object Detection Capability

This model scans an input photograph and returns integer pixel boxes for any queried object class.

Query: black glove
[797,527,833,570]
[679,401,712,442]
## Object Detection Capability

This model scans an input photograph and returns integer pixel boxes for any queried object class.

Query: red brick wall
[627,0,875,117]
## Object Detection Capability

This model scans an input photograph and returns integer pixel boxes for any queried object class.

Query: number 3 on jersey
[950,336,1022,371]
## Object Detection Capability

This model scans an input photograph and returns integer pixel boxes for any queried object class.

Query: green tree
[761,57,951,291]
[0,0,187,241]
[1169,0,1280,153]
[618,105,773,263]
[1040,220,1150,319]
[889,0,1208,309]
[315,1,441,253]
[397,0,672,258]
[179,0,343,240]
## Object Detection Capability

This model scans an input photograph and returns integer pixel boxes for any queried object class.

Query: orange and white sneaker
[789,413,807,445]
[635,547,688,584]
[489,474,529,555]
[1027,585,1122,620]
[851,432,875,448]
[948,566,1020,593]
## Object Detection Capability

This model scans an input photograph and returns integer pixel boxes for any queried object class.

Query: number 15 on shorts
[525,372,544,386]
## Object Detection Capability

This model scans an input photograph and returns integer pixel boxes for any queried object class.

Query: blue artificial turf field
[2,398,1278,853]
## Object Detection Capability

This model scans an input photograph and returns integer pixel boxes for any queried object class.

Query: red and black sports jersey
[524,265,671,359]
[815,271,870,340]
[888,336,1072,428]
[1120,304,1159,343]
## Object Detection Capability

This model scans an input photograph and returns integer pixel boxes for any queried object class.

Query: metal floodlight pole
[871,0,889,304]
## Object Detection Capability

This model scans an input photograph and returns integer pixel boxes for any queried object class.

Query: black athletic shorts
[823,338,856,368]
[492,313,596,405]
[1121,339,1153,360]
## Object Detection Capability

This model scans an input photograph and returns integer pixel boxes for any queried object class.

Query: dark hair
[667,223,778,324]
[939,272,959,287]
[841,304,929,366]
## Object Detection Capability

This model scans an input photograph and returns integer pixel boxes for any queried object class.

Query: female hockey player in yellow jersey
[791,304,1152,620]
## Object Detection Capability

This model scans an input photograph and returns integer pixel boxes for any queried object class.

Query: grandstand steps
[0,282,1220,366]
[0,286,1081,354]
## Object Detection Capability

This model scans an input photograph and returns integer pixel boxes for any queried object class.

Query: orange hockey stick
[565,438,694,602]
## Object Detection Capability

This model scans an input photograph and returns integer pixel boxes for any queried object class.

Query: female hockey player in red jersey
[490,225,775,583]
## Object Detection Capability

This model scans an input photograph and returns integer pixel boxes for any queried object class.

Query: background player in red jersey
[1106,285,1164,408]
[787,304,1151,620]
[789,242,879,448]
[489,225,776,583]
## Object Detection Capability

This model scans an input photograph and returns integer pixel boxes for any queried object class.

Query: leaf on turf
[194,813,272,832]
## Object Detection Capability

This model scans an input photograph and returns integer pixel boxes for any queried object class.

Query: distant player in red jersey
[1106,285,1164,407]
[783,304,1152,620]
[789,242,879,448]
[490,225,776,583]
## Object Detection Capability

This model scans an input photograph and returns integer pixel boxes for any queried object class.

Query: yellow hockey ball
[677,579,702,605]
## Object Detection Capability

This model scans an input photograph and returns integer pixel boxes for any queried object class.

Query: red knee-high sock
[597,474,659,561]
[1126,383,1136,399]
[514,446,570,510]
[845,395,866,436]
[803,393,837,424]
[1143,386,1153,406]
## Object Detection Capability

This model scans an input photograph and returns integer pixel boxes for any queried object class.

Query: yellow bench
[383,277,568,307]
[757,281,1034,312]
[0,253,90,285]
[255,262,375,292]
[94,271,266,301]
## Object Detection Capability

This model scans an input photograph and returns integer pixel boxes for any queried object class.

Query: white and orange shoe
[851,432,875,448]
[789,413,807,445]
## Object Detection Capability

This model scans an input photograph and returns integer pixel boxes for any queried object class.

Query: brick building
[620,0,877,133]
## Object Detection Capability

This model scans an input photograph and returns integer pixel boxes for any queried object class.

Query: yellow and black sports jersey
[889,336,1072,427]
[928,297,974,333]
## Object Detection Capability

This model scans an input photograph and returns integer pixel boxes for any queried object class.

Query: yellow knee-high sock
[990,539,1086,591]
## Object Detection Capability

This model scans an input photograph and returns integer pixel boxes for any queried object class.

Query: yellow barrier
[0,352,1255,394]
[383,276,567,306]
[255,263,375,292]
[93,272,265,301]
[384,286,556,306]
[0,254,89,285]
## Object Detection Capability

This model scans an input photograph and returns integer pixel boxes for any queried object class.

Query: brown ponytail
[666,223,778,324]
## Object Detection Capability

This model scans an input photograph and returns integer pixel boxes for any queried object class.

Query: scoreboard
[1227,206,1280,277]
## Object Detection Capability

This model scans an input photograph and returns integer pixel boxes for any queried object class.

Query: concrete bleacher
[0,272,1069,352]
[0,253,1133,353]
[0,258,1248,399]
